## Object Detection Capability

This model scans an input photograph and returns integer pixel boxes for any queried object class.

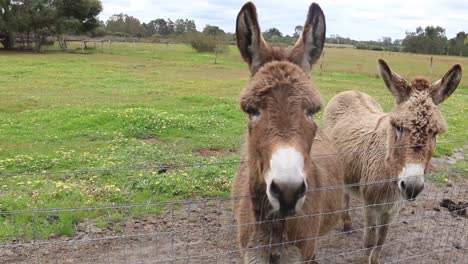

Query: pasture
[0,43,467,262]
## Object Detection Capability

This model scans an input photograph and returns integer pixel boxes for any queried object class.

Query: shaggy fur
[232,2,344,263]
[323,59,462,264]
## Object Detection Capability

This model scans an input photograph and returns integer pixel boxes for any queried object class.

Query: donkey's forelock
[240,61,322,115]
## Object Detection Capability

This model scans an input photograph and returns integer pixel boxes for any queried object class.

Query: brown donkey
[232,2,344,263]
[324,59,462,264]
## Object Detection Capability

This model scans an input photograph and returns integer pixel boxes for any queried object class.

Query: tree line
[0,0,102,51]
[1,1,467,56]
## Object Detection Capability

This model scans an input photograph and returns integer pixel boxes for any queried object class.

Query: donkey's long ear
[430,64,462,105]
[236,2,268,74]
[378,59,410,104]
[290,3,326,72]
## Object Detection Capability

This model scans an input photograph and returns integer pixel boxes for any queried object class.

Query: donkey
[232,2,344,263]
[323,59,462,264]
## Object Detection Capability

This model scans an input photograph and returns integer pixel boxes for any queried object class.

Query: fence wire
[0,140,466,263]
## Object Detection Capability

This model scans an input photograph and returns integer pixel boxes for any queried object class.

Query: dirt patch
[140,137,165,144]
[193,149,234,158]
[1,178,467,264]
[440,198,468,217]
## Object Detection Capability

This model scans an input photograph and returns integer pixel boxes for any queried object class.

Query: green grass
[0,43,466,242]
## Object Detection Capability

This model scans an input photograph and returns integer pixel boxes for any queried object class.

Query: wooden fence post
[429,56,433,74]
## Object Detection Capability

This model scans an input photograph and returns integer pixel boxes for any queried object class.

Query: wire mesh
[0,141,466,263]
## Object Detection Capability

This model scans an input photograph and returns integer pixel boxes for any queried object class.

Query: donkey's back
[324,90,384,131]
[323,90,389,187]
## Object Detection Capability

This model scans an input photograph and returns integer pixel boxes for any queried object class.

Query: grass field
[0,43,466,241]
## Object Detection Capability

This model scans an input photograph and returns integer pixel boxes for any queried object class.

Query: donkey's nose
[269,180,306,216]
[400,179,424,200]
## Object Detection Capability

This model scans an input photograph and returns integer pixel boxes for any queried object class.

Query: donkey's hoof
[343,223,353,233]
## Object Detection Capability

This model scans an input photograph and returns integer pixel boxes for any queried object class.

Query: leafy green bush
[355,43,368,50]
[91,27,108,37]
[189,33,218,52]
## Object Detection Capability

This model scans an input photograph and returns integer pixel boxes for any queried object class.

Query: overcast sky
[100,0,468,41]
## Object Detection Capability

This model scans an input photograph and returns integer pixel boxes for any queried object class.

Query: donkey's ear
[236,2,268,74]
[378,59,410,104]
[291,3,326,72]
[431,64,462,105]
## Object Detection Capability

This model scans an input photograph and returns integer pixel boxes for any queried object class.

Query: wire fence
[0,140,466,263]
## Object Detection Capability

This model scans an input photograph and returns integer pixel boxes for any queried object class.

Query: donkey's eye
[306,109,314,120]
[395,126,403,139]
[248,108,260,122]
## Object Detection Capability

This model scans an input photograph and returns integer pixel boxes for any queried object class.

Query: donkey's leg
[244,231,272,264]
[342,192,352,232]
[244,241,270,264]
[277,245,302,264]
[362,206,378,264]
[370,210,396,264]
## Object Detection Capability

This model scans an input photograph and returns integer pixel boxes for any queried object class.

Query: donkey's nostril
[270,181,281,198]
[297,181,306,198]
[400,181,406,190]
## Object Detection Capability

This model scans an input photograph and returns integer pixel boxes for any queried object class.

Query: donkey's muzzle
[269,180,306,217]
[400,179,424,200]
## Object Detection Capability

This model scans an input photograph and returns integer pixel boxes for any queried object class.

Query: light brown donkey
[232,2,344,263]
[323,59,462,264]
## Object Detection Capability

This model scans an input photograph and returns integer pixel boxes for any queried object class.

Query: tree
[173,18,197,34]
[185,19,196,33]
[55,0,102,34]
[381,37,392,48]
[0,0,16,49]
[263,28,282,40]
[203,25,224,36]
[174,19,186,34]
[456,31,466,56]
[293,25,303,38]
[148,18,170,36]
[55,0,102,48]
[125,15,144,37]
[106,13,127,33]
[166,18,174,34]
[106,13,144,37]
[402,25,447,55]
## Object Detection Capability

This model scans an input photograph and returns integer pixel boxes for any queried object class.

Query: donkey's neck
[366,115,402,181]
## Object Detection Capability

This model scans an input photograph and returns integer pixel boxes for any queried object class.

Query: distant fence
[0,140,466,263]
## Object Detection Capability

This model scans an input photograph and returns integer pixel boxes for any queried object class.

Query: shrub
[355,43,368,50]
[91,27,108,37]
[151,34,162,43]
[112,32,130,38]
[188,33,217,52]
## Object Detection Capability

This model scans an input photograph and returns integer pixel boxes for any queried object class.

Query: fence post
[429,56,433,74]
[81,40,84,54]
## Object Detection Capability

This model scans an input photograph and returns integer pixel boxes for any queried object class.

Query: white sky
[99,0,468,41]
